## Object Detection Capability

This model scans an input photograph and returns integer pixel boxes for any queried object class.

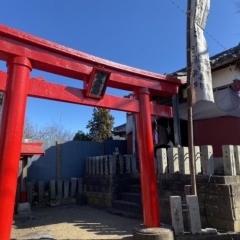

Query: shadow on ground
[12,204,141,239]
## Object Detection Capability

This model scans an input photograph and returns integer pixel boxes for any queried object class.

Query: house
[111,123,126,140]
[172,43,240,158]
[123,43,240,158]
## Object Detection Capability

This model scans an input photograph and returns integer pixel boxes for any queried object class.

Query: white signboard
[190,0,214,104]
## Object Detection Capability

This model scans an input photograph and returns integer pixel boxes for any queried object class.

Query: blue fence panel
[61,141,101,180]
[27,140,57,188]
[27,139,127,188]
[104,140,127,155]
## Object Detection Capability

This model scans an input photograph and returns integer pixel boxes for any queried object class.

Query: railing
[86,145,240,176]
[85,155,138,175]
[156,146,214,175]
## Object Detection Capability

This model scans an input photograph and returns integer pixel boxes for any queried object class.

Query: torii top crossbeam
[0,24,182,240]
[0,25,182,117]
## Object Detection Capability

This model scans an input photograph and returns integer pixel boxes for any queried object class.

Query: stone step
[128,185,141,193]
[121,192,141,203]
[112,200,142,213]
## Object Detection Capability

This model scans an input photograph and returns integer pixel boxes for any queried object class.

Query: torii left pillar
[0,56,31,240]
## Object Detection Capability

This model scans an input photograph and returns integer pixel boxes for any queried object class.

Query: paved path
[11,204,142,239]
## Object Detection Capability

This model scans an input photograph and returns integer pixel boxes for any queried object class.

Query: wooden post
[172,94,181,146]
[187,0,197,195]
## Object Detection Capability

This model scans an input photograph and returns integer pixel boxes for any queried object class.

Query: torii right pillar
[135,88,160,227]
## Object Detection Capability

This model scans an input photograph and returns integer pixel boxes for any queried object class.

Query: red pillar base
[133,225,174,240]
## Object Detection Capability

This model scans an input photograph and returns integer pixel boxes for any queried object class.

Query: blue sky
[0,1,239,134]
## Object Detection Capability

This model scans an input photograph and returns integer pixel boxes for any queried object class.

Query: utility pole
[186,0,197,195]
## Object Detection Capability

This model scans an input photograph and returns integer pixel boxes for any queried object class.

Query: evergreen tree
[73,130,92,141]
[86,108,114,142]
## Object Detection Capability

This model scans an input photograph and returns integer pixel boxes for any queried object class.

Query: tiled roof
[171,43,240,77]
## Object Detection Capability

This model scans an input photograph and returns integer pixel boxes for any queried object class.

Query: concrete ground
[11,204,142,240]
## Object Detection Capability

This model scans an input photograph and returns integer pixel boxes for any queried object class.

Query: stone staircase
[110,175,143,219]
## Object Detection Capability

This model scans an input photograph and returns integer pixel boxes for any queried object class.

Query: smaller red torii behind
[21,142,45,157]
[20,142,45,203]
[0,25,183,239]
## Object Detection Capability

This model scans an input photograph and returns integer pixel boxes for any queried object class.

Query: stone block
[158,173,166,181]
[234,146,240,175]
[222,145,236,176]
[197,183,231,196]
[131,155,138,173]
[49,180,56,200]
[179,175,190,182]
[18,202,31,214]
[102,199,112,207]
[85,157,89,174]
[199,203,239,220]
[26,182,33,205]
[231,184,240,196]
[100,156,104,175]
[170,196,184,235]
[178,147,190,174]
[88,157,92,174]
[201,145,214,175]
[196,175,209,183]
[63,180,69,198]
[125,155,131,173]
[209,175,240,184]
[111,155,117,174]
[38,181,44,207]
[194,146,201,174]
[166,173,180,181]
[103,192,112,200]
[77,178,83,195]
[57,180,62,199]
[104,155,109,175]
[156,148,168,174]
[70,178,77,197]
[168,147,179,173]
[186,195,202,234]
[92,157,96,175]
[95,157,100,174]
[201,215,240,232]
[119,155,124,174]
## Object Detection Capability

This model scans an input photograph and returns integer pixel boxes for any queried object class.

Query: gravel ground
[11,204,142,240]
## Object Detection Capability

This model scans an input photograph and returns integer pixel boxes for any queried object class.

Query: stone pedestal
[170,196,184,235]
[133,225,173,240]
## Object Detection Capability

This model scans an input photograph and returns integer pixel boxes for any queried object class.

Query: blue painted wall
[27,140,126,187]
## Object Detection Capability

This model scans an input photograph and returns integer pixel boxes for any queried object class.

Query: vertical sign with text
[190,0,214,104]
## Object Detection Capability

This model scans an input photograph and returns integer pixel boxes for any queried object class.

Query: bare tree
[23,118,37,139]
[23,119,74,142]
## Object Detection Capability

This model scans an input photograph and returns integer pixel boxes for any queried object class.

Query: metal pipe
[135,88,160,227]
[0,56,31,240]
[187,0,197,195]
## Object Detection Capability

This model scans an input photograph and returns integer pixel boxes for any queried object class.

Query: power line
[169,0,237,58]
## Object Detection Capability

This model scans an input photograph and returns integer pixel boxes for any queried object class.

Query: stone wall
[83,154,138,208]
[83,175,113,207]
[82,145,240,232]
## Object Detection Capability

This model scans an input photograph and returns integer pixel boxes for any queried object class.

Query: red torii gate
[0,25,182,239]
